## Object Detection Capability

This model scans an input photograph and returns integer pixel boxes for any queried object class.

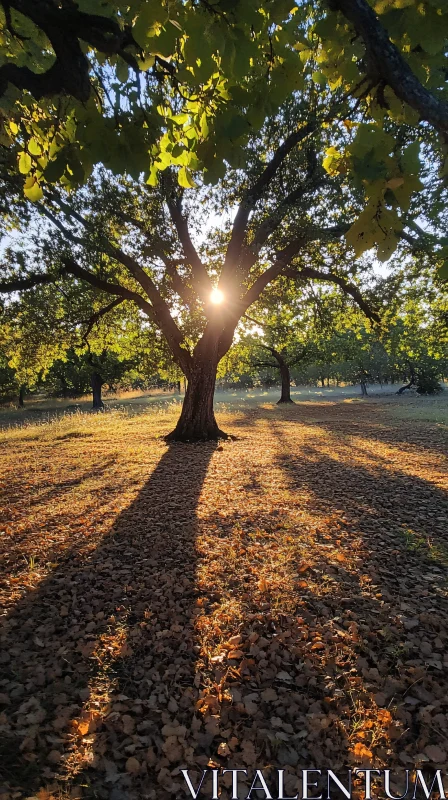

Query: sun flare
[210,288,225,305]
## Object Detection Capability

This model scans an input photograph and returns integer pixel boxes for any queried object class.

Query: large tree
[0,1,447,440]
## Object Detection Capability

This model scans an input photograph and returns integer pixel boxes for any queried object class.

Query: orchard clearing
[0,393,447,800]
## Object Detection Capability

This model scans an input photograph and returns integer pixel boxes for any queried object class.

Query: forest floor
[0,397,447,800]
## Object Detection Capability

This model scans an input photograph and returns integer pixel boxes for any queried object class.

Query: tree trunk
[165,355,226,442]
[18,384,25,408]
[277,361,294,404]
[60,376,69,398]
[397,363,417,394]
[91,371,104,410]
[360,380,368,396]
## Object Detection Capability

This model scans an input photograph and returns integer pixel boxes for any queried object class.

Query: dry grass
[0,399,448,800]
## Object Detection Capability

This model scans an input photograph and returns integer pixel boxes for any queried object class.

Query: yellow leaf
[18,151,32,174]
[178,165,196,188]
[24,179,43,202]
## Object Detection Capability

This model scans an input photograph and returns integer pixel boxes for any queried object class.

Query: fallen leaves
[0,400,447,798]
[352,742,373,761]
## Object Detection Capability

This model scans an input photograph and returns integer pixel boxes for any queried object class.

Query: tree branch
[282,265,380,322]
[163,177,213,301]
[331,0,448,137]
[61,257,155,316]
[222,121,319,281]
[60,257,192,373]
[235,237,308,320]
[0,272,53,292]
[81,297,125,343]
[240,172,327,277]
[0,0,139,102]
[38,198,191,369]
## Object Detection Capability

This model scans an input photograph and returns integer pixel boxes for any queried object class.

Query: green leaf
[312,70,327,87]
[18,151,32,174]
[377,231,399,262]
[171,113,189,125]
[116,59,129,83]
[400,141,420,174]
[44,154,66,182]
[133,1,167,48]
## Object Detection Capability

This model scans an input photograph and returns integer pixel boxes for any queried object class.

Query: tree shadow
[0,457,125,577]
[270,421,448,773]
[2,401,448,800]
[0,443,216,798]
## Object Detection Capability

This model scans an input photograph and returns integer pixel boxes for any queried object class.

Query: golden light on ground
[210,287,224,304]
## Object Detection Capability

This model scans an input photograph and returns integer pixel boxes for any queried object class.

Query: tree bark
[277,361,294,404]
[360,380,368,396]
[91,371,104,409]
[165,354,226,442]
[18,384,25,408]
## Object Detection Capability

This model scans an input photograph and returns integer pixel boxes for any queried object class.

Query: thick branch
[81,297,124,342]
[61,258,192,374]
[61,258,155,317]
[164,183,212,301]
[236,224,350,321]
[331,0,448,137]
[0,0,138,101]
[39,199,190,367]
[235,238,308,321]
[240,174,327,277]
[223,122,318,279]
[283,265,380,322]
[0,272,53,292]
[113,211,196,307]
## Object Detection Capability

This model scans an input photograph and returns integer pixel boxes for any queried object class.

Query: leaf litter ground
[0,399,447,800]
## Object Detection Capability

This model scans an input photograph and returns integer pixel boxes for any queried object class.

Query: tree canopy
[0,0,447,261]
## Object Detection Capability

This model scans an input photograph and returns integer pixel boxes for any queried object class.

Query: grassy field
[1,383,446,430]
[0,395,447,799]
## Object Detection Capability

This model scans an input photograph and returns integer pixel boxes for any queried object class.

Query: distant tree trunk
[91,371,104,409]
[278,360,294,404]
[60,375,69,398]
[397,363,417,394]
[360,380,368,396]
[165,349,226,442]
[18,384,25,408]
[320,375,325,388]
[176,380,181,393]
[260,345,295,404]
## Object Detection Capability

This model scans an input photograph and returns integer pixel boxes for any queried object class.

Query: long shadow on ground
[0,444,215,798]
[2,402,448,800]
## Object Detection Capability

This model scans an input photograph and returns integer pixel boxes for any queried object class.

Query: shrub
[416,370,443,395]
